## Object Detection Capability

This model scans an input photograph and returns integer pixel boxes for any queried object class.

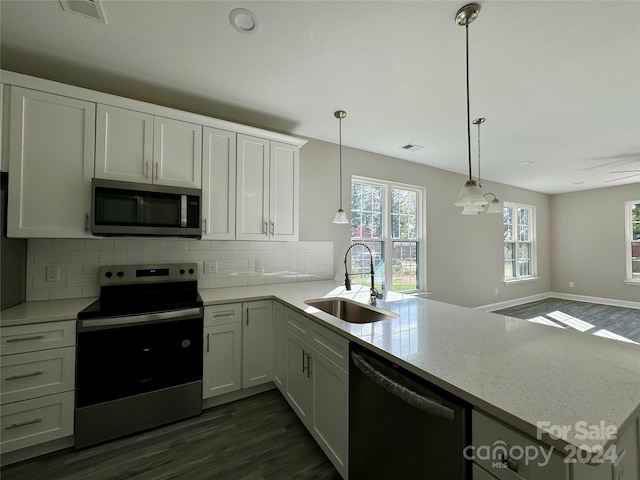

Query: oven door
[76,309,203,409]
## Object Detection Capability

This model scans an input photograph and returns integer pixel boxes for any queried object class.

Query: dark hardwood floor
[1,390,342,480]
[494,298,640,343]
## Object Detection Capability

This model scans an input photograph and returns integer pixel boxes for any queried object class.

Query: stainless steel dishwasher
[349,344,471,479]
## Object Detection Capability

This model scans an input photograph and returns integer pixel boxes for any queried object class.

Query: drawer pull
[212,312,235,319]
[498,453,519,473]
[4,418,42,430]
[6,335,45,343]
[6,371,43,381]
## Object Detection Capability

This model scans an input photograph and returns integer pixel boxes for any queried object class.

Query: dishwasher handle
[351,351,455,422]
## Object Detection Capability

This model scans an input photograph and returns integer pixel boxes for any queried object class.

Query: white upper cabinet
[7,87,95,238]
[270,141,299,241]
[95,105,153,183]
[236,134,299,241]
[153,116,202,188]
[202,127,236,240]
[95,105,202,189]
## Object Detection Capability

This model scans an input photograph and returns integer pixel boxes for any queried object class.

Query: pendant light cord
[465,24,472,182]
[477,120,481,187]
[338,115,343,210]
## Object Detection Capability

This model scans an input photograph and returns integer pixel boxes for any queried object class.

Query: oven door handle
[351,351,455,422]
[78,307,203,331]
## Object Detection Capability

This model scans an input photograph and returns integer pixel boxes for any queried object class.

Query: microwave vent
[59,0,107,24]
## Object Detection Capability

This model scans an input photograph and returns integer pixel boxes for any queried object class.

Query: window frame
[503,202,537,282]
[350,175,426,293]
[624,200,640,284]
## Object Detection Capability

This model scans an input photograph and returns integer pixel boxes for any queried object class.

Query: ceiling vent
[400,143,424,152]
[59,0,107,24]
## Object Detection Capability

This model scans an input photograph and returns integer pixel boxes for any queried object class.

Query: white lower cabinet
[242,300,273,388]
[272,301,287,393]
[203,304,242,399]
[283,308,349,479]
[0,321,76,454]
[473,410,639,480]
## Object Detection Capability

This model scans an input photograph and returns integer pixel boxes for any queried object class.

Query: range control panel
[99,263,198,286]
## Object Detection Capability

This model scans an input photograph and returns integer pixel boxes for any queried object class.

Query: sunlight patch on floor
[546,311,595,332]
[592,329,639,345]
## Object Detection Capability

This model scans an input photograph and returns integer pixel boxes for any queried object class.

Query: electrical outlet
[46,265,60,282]
[255,259,264,273]
[203,261,217,274]
[569,281,574,288]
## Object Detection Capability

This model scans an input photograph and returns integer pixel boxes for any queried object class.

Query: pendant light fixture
[468,117,503,215]
[332,110,350,224]
[453,3,488,210]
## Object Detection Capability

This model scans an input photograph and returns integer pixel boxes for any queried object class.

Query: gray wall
[550,183,640,302]
[298,137,551,308]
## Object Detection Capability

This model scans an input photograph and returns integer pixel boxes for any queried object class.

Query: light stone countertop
[2,280,638,459]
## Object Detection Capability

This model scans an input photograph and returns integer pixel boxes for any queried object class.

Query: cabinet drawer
[1,321,76,355]
[204,304,241,327]
[285,308,311,342]
[1,347,76,405]
[1,391,74,453]
[312,322,349,371]
[472,411,567,480]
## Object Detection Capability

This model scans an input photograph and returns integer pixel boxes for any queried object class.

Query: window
[350,177,424,292]
[503,202,536,280]
[625,200,640,282]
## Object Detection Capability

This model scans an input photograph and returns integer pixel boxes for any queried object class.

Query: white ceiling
[1,0,639,194]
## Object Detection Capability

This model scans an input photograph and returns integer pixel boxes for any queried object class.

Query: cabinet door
[269,141,299,241]
[7,87,95,238]
[311,349,349,478]
[203,323,242,399]
[153,116,202,188]
[285,331,312,426]
[236,134,270,240]
[202,127,236,239]
[95,104,153,183]
[473,464,499,480]
[242,300,273,388]
[273,301,286,393]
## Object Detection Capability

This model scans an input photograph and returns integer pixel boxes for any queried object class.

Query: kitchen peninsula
[2,280,638,479]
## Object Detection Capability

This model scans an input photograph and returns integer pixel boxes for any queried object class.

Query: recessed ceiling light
[229,8,259,34]
[520,161,533,166]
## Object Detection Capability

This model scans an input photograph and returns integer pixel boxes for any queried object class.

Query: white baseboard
[551,292,640,310]
[475,291,640,312]
[474,293,552,312]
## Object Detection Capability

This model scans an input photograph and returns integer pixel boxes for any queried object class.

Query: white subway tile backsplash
[26,239,333,301]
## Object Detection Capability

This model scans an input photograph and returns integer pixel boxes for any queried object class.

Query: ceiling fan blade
[606,173,640,182]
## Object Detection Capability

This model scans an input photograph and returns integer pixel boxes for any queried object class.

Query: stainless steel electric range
[75,263,203,448]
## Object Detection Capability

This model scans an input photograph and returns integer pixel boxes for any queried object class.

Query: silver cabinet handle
[301,349,306,372]
[270,221,275,235]
[306,353,312,378]
[144,160,149,179]
[498,453,519,473]
[4,418,42,430]
[206,333,210,353]
[212,312,235,319]
[246,308,249,326]
[263,220,268,236]
[6,335,44,343]
[155,161,159,180]
[351,352,455,422]
[203,218,207,234]
[6,371,43,381]
[85,213,89,232]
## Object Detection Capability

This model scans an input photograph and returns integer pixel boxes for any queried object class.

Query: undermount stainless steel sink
[304,298,398,324]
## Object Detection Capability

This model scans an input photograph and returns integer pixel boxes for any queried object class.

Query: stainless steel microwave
[91,179,201,238]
